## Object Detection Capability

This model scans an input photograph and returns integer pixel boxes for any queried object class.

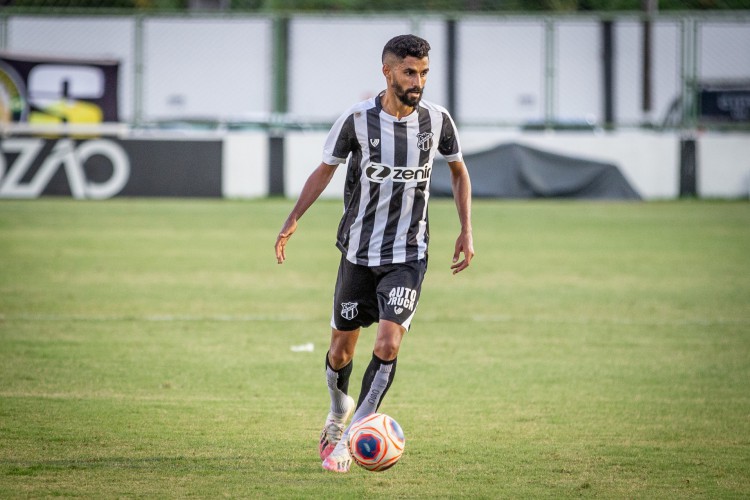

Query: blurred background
[1,1,749,200]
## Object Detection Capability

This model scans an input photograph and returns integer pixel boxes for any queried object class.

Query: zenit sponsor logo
[365,162,432,184]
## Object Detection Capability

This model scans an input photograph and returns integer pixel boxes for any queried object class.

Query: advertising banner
[0,137,222,198]
[0,51,119,125]
[699,88,750,123]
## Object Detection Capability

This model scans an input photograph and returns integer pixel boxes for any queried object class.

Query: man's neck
[380,91,415,120]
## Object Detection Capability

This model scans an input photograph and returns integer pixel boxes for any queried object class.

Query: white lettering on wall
[0,138,130,199]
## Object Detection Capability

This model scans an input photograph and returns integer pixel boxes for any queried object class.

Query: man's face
[385,55,430,107]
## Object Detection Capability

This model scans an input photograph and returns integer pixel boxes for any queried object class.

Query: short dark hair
[382,34,431,63]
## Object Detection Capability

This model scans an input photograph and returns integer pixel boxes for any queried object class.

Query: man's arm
[275,162,338,264]
[448,160,474,274]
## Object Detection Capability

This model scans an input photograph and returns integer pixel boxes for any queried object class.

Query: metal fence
[1,10,749,130]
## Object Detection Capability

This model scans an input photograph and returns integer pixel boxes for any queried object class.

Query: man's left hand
[451,230,474,274]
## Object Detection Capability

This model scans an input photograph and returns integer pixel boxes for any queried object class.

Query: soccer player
[275,34,474,473]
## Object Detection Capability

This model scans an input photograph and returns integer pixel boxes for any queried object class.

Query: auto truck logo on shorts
[341,302,359,321]
[365,162,432,184]
[388,287,417,315]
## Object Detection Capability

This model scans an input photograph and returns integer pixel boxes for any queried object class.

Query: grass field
[1,198,749,498]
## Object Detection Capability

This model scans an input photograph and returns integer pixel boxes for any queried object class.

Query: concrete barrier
[1,129,747,200]
[280,129,747,200]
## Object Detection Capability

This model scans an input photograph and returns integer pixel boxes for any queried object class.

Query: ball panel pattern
[348,413,405,472]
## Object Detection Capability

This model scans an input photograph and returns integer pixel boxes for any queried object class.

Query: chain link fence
[1,10,748,130]
[3,0,750,10]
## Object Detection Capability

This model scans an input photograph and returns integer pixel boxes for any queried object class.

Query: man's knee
[327,349,353,370]
[373,321,405,361]
[328,328,359,369]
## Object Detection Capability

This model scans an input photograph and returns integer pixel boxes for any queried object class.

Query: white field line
[0,312,748,327]
[469,314,750,327]
[0,390,238,403]
[0,313,309,322]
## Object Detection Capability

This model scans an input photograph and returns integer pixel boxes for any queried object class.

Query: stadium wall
[3,13,749,128]
[223,132,268,198]
[2,12,748,200]
[282,130,750,200]
[697,134,750,198]
[0,130,747,200]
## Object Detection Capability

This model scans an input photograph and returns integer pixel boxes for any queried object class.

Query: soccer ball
[347,413,405,471]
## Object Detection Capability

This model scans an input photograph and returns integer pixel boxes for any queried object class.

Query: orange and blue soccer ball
[347,413,405,471]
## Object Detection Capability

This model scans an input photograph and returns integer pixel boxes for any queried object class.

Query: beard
[393,81,423,107]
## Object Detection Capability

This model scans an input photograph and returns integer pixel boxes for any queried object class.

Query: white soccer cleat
[321,438,353,473]
[319,395,356,460]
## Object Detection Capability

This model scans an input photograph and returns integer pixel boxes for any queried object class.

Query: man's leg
[322,320,405,472]
[350,320,404,423]
[324,260,425,472]
[328,327,360,370]
[343,259,423,424]
[320,328,360,460]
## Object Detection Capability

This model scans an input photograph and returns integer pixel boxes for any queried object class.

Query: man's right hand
[275,218,298,264]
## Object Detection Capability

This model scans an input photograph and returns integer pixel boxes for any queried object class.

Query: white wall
[698,133,750,198]
[518,131,679,200]
[7,15,272,123]
[284,130,348,199]
[5,13,749,200]
[272,129,750,200]
[143,18,272,121]
[615,21,681,125]
[223,131,268,198]
[288,17,412,122]
[8,16,136,120]
[6,14,749,127]
[458,18,545,124]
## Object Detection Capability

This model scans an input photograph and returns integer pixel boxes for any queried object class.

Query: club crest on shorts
[416,132,433,152]
[341,302,359,320]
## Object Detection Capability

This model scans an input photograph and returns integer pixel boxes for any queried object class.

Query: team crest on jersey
[417,132,434,151]
[341,302,359,321]
[369,138,380,148]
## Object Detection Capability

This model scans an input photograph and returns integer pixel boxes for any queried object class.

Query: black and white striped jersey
[322,93,463,267]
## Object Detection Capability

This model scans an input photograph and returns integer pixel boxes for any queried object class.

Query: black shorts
[331,255,428,331]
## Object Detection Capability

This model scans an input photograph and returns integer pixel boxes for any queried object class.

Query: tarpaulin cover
[431,142,641,200]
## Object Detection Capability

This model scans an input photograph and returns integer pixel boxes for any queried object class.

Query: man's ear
[382,63,390,78]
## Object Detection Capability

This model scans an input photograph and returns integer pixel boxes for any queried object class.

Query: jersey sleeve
[322,112,358,165]
[437,111,463,163]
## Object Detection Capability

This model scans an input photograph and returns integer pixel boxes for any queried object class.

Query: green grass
[1,198,749,498]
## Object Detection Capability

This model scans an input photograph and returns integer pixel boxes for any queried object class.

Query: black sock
[354,353,398,415]
[325,352,353,415]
